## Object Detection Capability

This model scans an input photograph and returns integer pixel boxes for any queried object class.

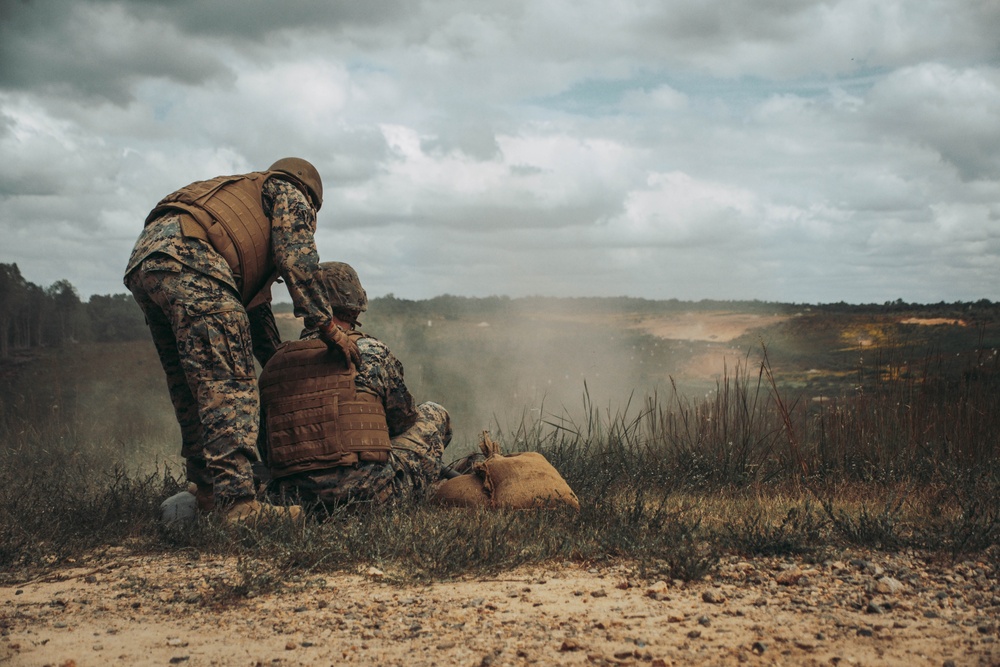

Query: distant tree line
[0,263,146,358]
[4,261,998,359]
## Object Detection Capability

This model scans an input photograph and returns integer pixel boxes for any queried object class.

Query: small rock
[646,581,669,596]
[591,589,608,598]
[560,639,583,652]
[160,491,198,523]
[702,590,726,604]
[776,568,803,586]
[687,630,702,639]
[752,641,766,655]
[875,576,905,594]
[285,641,297,650]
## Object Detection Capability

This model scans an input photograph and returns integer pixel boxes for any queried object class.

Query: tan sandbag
[479,451,580,511]
[431,432,579,511]
[431,473,490,507]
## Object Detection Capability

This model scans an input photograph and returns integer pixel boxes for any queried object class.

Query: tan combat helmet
[318,261,368,314]
[268,157,323,211]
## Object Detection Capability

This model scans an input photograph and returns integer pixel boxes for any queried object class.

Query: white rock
[875,576,905,594]
[160,491,198,523]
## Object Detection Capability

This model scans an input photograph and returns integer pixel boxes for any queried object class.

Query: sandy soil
[3,549,997,666]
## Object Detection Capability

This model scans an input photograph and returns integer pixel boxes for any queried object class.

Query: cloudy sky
[2,0,999,305]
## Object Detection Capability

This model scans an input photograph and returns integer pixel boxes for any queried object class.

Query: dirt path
[2,550,997,666]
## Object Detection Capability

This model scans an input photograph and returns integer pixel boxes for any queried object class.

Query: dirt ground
[627,312,793,343]
[2,549,997,667]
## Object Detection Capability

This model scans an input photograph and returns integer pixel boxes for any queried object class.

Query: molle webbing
[258,338,392,478]
[145,172,276,305]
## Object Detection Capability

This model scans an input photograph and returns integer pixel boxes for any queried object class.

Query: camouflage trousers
[269,402,452,510]
[126,255,259,504]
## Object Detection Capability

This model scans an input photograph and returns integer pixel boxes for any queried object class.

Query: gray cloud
[1,0,999,304]
[0,1,233,104]
[867,65,1000,181]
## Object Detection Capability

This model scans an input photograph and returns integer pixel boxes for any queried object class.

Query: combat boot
[188,483,215,512]
[223,499,304,525]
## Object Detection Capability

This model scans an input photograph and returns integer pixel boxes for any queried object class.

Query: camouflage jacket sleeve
[354,336,418,437]
[262,177,333,330]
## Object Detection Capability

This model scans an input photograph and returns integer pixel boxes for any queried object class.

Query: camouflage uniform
[124,177,333,505]
[268,332,453,508]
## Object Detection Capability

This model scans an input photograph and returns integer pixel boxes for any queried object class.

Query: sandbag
[480,451,579,510]
[430,472,491,507]
[431,433,579,511]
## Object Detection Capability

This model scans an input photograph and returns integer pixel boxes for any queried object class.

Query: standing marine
[125,158,359,522]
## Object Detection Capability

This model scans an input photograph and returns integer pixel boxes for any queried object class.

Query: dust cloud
[94,301,762,468]
[355,299,755,452]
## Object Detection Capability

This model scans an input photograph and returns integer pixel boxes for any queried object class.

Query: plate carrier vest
[144,171,292,306]
[258,332,392,478]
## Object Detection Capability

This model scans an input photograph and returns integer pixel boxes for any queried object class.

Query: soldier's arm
[264,178,334,331]
[384,382,418,437]
[246,300,281,366]
[356,337,418,437]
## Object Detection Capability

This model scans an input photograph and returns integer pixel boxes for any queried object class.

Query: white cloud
[603,172,760,247]
[1,0,999,303]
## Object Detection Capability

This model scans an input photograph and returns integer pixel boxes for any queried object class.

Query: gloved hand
[319,320,361,368]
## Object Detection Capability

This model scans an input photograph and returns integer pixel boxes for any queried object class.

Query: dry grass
[1,316,998,594]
